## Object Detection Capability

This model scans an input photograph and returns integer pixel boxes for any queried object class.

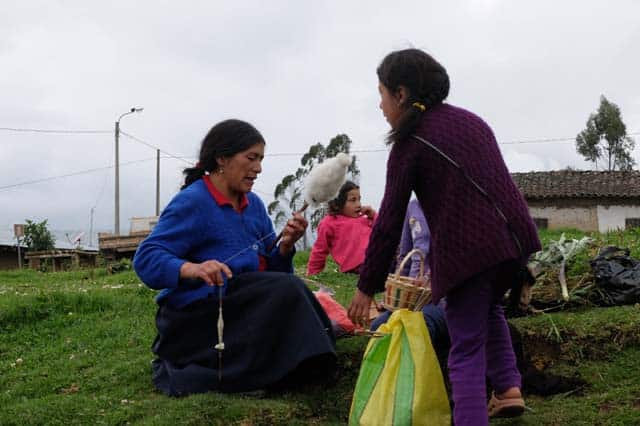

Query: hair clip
[412,102,426,112]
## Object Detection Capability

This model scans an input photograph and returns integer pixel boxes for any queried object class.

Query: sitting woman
[371,199,449,360]
[134,119,336,397]
[306,181,376,275]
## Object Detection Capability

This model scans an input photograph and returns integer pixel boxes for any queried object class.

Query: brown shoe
[488,392,525,418]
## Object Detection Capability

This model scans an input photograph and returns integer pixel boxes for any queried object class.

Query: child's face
[378,82,403,129]
[342,188,362,218]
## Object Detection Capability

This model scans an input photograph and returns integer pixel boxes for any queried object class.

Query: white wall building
[512,171,640,233]
[130,216,159,234]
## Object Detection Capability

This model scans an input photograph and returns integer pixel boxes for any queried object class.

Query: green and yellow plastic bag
[349,309,451,426]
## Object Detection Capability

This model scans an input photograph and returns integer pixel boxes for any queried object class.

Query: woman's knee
[265,272,309,303]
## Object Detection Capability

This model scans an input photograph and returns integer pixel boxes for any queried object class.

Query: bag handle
[395,248,425,279]
[412,135,523,256]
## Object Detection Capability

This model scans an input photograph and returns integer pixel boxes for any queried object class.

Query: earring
[218,168,224,174]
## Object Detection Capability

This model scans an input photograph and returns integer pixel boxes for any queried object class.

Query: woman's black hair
[377,48,450,144]
[182,119,265,189]
[327,180,359,215]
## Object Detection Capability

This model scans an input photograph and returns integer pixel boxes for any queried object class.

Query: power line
[117,130,270,196]
[261,131,640,156]
[256,148,380,157]
[0,127,111,134]
[0,158,158,192]
[120,130,193,165]
[3,125,637,153]
[0,154,273,199]
[500,136,577,145]
[2,128,638,193]
[501,132,640,145]
[91,170,110,209]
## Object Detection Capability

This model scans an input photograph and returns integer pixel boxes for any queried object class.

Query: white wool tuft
[303,153,352,206]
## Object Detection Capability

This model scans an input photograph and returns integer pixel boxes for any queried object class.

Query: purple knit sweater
[358,103,541,302]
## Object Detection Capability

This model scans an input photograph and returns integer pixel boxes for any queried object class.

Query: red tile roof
[511,170,640,200]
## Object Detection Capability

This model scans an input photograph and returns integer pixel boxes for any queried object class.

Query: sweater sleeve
[357,142,417,295]
[133,191,203,290]
[254,195,295,273]
[307,218,332,275]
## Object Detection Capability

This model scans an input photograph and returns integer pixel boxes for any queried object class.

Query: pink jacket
[307,213,375,275]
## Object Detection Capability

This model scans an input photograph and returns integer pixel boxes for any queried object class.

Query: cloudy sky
[1,0,639,246]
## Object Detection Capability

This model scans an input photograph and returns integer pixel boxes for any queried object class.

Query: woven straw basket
[382,248,431,311]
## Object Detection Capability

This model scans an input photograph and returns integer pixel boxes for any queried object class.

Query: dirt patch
[599,401,616,414]
[510,324,588,396]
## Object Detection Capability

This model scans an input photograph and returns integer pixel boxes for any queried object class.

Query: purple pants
[445,260,522,426]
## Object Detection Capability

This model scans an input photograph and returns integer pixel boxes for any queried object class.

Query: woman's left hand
[348,289,373,328]
[279,212,308,254]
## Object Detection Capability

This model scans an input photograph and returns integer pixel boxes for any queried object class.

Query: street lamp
[115,107,143,235]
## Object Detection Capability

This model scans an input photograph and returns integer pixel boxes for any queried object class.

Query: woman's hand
[180,260,233,286]
[279,212,308,254]
[360,205,376,220]
[348,289,373,328]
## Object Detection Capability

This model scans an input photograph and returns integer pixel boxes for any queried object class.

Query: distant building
[99,216,159,261]
[512,170,640,232]
[129,216,159,234]
[0,242,26,270]
[25,249,98,271]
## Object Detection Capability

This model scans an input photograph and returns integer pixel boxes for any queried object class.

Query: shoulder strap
[412,135,523,256]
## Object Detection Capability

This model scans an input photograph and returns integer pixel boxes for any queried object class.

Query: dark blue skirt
[151,271,336,396]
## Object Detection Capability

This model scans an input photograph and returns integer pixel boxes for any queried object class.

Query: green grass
[0,264,367,425]
[537,227,640,253]
[494,347,640,425]
[2,230,640,424]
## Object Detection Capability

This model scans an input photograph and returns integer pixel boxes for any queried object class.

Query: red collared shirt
[202,176,249,212]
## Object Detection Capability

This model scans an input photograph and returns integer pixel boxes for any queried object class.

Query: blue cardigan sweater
[134,177,294,308]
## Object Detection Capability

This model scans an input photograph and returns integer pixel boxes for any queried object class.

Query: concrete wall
[0,247,24,270]
[597,205,640,233]
[130,216,158,233]
[528,205,598,231]
[0,254,20,270]
[527,200,640,232]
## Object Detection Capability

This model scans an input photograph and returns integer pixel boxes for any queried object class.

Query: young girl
[306,181,376,275]
[348,49,541,425]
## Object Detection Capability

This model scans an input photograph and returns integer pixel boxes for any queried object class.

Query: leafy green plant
[529,233,595,301]
[22,219,55,251]
[107,258,133,274]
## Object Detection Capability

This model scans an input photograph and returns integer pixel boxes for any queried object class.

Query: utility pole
[14,224,24,270]
[17,238,22,269]
[114,107,143,235]
[89,207,95,247]
[114,120,120,235]
[156,149,160,216]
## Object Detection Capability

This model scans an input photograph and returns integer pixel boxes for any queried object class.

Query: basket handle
[394,248,425,279]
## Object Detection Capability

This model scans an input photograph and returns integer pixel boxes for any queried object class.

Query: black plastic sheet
[590,246,640,306]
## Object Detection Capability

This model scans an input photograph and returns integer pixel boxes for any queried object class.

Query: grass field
[2,229,640,425]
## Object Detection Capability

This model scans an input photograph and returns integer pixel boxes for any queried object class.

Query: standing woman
[347,49,541,425]
[134,119,336,396]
